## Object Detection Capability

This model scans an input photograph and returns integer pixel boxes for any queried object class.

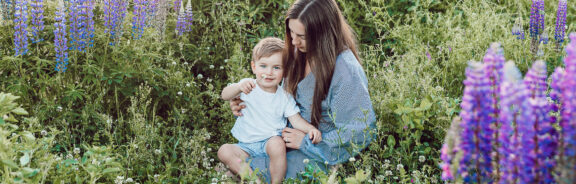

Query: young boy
[218,37,321,183]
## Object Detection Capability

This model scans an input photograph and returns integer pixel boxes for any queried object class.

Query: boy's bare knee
[218,144,234,161]
[266,136,286,154]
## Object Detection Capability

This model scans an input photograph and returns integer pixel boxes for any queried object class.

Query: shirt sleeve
[297,58,377,165]
[283,92,300,118]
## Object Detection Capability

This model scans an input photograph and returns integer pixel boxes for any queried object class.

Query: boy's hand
[309,129,322,144]
[239,80,256,94]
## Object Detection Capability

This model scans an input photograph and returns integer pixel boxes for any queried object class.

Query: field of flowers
[0,0,574,183]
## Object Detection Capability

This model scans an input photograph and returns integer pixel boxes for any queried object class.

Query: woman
[229,0,376,180]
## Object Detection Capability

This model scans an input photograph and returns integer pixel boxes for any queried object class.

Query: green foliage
[0,0,574,182]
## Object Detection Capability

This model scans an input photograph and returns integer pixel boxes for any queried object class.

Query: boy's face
[251,52,283,89]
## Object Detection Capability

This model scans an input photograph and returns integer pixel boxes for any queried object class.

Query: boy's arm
[221,83,242,100]
[222,79,256,100]
[288,113,316,133]
[288,113,321,143]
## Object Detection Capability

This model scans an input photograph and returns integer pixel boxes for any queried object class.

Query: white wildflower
[210,158,214,162]
[207,78,212,83]
[186,83,191,87]
[41,130,47,136]
[396,164,404,170]
[385,170,393,176]
[209,65,214,69]
[219,66,224,70]
[154,174,160,182]
[184,62,189,65]
[115,176,125,184]
[419,155,426,162]
[155,149,162,154]
[211,178,218,183]
[224,59,229,63]
[349,157,356,162]
[74,148,81,154]
[172,61,177,65]
[393,176,398,180]
[324,161,329,165]
[385,159,390,164]
[197,74,203,79]
[207,148,212,152]
[177,91,183,95]
[57,106,63,112]
[125,178,134,183]
[303,159,309,164]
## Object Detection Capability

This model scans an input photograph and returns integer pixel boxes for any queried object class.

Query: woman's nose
[292,37,300,46]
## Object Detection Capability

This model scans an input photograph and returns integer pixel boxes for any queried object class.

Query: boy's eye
[273,66,281,70]
[260,65,266,68]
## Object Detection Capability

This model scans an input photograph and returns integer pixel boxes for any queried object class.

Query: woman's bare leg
[266,136,287,184]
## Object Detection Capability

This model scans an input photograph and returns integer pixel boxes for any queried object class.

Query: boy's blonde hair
[252,37,285,62]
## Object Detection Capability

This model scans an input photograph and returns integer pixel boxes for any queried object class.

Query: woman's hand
[229,97,245,116]
[282,127,307,149]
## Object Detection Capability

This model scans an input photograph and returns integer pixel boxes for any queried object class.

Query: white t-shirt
[231,78,300,143]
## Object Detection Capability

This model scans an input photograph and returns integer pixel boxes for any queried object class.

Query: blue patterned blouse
[248,49,377,181]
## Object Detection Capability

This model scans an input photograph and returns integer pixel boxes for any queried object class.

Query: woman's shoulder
[334,49,363,78]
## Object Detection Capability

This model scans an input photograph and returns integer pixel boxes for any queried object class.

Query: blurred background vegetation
[0,0,574,183]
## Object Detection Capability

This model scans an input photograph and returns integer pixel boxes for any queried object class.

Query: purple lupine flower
[85,0,95,48]
[498,61,532,184]
[550,67,565,107]
[530,0,545,54]
[524,60,548,99]
[173,0,181,13]
[184,0,193,32]
[512,18,526,40]
[483,43,505,180]
[104,0,127,45]
[13,0,28,56]
[458,61,494,183]
[69,0,87,52]
[555,0,568,50]
[146,0,159,27]
[522,60,557,183]
[30,0,44,43]
[440,118,463,181]
[541,30,550,44]
[175,0,186,36]
[54,0,68,73]
[1,0,14,21]
[132,0,147,39]
[559,33,576,162]
[426,50,431,61]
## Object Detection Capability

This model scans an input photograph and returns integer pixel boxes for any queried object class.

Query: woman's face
[288,19,307,53]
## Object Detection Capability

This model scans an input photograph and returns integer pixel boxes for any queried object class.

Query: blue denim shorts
[235,137,272,157]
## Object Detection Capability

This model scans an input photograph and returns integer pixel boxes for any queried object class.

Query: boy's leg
[266,136,287,184]
[217,144,252,177]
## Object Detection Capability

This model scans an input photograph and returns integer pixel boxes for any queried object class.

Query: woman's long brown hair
[283,0,360,128]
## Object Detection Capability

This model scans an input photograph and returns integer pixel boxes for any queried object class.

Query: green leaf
[21,131,36,142]
[21,167,39,178]
[419,98,432,110]
[2,159,19,169]
[102,167,121,174]
[0,118,4,125]
[387,135,396,148]
[20,152,30,166]
[11,107,28,115]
